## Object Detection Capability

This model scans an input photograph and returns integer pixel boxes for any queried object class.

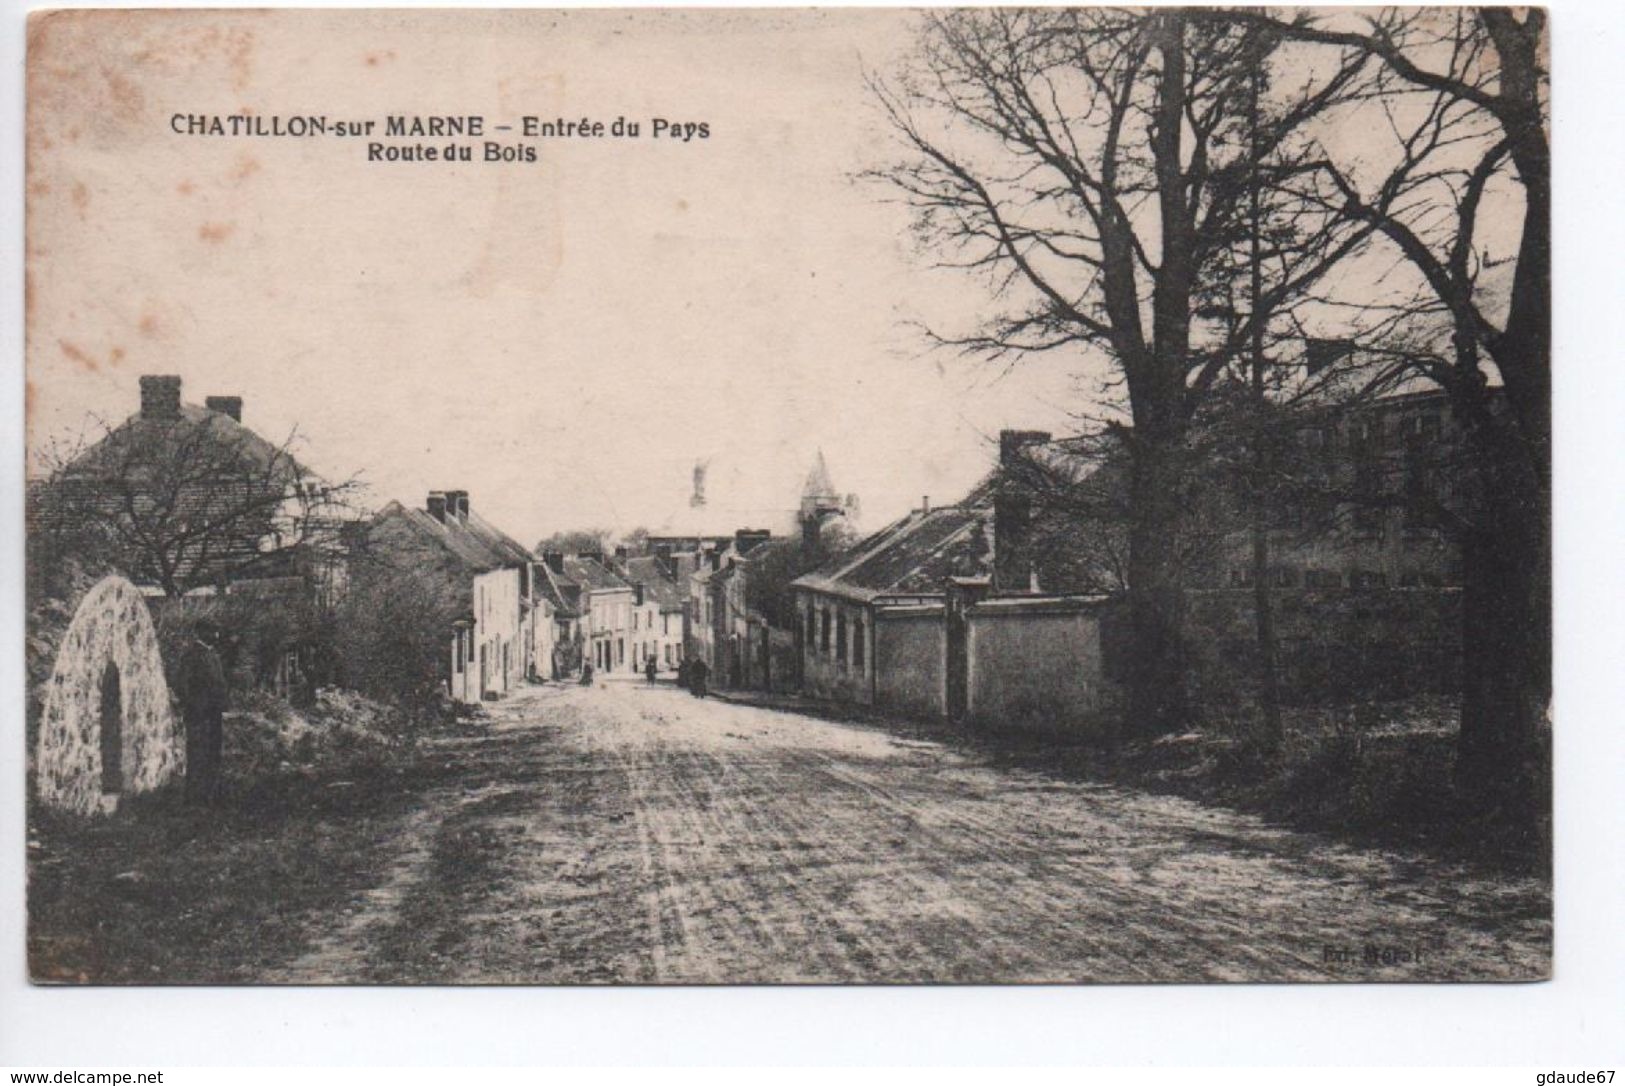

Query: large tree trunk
[1125,435,1188,737]
[1456,419,1549,832]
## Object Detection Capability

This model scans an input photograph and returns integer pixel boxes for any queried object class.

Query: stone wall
[965,598,1111,737]
[874,606,945,718]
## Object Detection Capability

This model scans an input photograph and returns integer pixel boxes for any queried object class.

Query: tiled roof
[562,555,631,593]
[621,556,686,612]
[370,502,532,576]
[792,505,992,602]
[535,562,580,618]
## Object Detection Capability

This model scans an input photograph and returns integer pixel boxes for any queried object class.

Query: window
[806,606,816,643]
[820,608,831,653]
[853,621,865,668]
[836,611,847,665]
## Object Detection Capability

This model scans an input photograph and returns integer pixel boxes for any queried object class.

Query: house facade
[560,553,637,675]
[621,553,686,670]
[366,490,536,704]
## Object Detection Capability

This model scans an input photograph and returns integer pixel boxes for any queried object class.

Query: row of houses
[39,372,1476,721]
[691,383,1477,736]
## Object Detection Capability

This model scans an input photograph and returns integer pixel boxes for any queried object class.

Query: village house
[365,490,536,704]
[619,551,687,671]
[791,430,1115,732]
[28,374,354,700]
[534,555,583,679]
[686,530,781,687]
[558,553,637,675]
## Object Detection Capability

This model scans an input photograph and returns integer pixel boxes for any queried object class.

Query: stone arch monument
[35,575,183,815]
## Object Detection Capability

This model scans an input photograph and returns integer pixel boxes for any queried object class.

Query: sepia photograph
[22,6,1554,988]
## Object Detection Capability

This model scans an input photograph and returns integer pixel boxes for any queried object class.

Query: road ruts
[260,680,1551,983]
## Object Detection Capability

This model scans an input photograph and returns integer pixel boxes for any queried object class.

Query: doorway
[99,660,123,794]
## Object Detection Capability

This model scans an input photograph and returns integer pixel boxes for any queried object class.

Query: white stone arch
[35,575,183,816]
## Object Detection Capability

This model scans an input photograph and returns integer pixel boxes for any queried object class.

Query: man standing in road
[688,656,709,699]
[645,654,658,686]
[177,619,228,804]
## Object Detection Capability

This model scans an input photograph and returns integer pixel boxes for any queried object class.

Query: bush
[334,561,461,726]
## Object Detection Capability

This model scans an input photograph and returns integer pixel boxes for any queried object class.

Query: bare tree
[1227,6,1549,818]
[868,9,1376,736]
[32,411,361,600]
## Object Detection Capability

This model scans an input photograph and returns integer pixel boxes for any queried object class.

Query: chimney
[633,582,646,607]
[614,545,629,565]
[921,495,931,515]
[445,490,469,521]
[204,395,242,423]
[655,544,675,578]
[708,550,722,572]
[139,375,182,420]
[993,489,1034,593]
[543,551,565,575]
[426,491,448,523]
[999,429,1052,467]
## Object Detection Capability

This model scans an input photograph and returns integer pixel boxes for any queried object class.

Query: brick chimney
[426,491,448,523]
[204,395,242,422]
[633,582,646,607]
[993,491,1034,593]
[993,430,1047,594]
[445,490,469,521]
[543,551,565,575]
[999,429,1052,466]
[139,375,182,420]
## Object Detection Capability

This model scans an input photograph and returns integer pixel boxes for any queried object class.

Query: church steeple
[801,449,837,512]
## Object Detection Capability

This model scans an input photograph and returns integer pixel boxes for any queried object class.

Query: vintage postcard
[24,7,1551,984]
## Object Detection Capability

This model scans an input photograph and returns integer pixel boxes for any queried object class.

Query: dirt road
[264,681,1550,984]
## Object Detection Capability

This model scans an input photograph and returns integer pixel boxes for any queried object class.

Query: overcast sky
[26,9,1089,545]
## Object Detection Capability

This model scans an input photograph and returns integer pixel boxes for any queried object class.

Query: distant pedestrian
[579,660,594,686]
[688,657,709,699]
[177,619,228,805]
[645,655,658,686]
